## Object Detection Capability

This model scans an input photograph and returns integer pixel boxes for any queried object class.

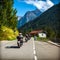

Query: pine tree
[0,0,18,29]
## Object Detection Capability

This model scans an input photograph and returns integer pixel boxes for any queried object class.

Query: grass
[37,37,49,42]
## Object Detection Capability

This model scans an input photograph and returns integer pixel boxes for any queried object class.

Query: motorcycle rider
[17,33,23,47]
[25,34,29,42]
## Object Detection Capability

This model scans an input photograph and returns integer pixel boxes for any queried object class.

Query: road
[35,41,60,60]
[0,37,60,60]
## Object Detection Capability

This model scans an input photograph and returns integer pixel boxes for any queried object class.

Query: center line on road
[34,55,37,60]
[33,38,37,60]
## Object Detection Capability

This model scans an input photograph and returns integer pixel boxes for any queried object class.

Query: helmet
[19,33,22,35]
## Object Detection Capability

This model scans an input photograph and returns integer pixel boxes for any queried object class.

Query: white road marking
[34,50,36,55]
[34,55,38,60]
[33,38,38,60]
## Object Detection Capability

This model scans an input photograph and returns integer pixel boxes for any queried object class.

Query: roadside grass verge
[37,37,49,42]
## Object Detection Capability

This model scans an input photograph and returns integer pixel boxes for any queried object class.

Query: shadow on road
[5,46,20,48]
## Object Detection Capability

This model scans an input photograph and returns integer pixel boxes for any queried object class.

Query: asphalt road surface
[35,41,60,60]
[0,37,60,60]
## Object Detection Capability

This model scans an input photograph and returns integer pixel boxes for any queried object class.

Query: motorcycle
[17,39,23,48]
[17,40,20,48]
[25,37,29,42]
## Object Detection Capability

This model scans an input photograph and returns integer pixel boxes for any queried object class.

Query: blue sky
[13,0,60,16]
[14,0,36,16]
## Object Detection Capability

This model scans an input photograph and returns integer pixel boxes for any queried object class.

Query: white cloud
[24,0,54,12]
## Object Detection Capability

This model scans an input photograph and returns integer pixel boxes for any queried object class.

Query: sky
[13,0,60,16]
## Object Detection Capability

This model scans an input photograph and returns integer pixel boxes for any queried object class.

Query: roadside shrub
[0,26,19,40]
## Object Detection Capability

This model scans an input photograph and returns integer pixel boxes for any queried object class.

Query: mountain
[19,3,60,38]
[17,9,42,28]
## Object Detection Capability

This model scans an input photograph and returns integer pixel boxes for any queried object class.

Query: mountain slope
[19,3,60,38]
[17,16,22,21]
[17,9,42,28]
